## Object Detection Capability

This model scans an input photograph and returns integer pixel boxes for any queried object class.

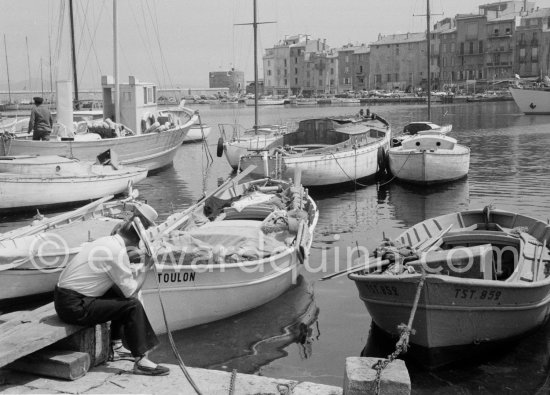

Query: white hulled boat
[509,86,550,115]
[238,113,391,187]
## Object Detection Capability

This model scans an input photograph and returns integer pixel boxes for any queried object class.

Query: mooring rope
[372,267,426,395]
[377,150,413,187]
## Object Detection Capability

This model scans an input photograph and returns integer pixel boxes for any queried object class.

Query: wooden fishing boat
[0,195,141,302]
[388,134,470,185]
[140,171,319,333]
[218,123,288,169]
[0,155,147,212]
[237,113,391,187]
[349,207,550,367]
[216,1,289,169]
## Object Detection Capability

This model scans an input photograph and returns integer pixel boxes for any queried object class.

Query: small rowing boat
[349,206,550,367]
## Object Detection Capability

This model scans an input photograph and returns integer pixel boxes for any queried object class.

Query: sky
[1,0,550,90]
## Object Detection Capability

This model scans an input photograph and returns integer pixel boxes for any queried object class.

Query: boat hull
[0,127,191,171]
[183,125,211,143]
[353,275,550,349]
[388,148,470,184]
[224,135,281,169]
[509,87,550,115]
[142,250,301,333]
[0,169,147,211]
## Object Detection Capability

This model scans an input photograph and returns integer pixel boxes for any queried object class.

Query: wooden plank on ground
[9,350,90,380]
[0,302,83,368]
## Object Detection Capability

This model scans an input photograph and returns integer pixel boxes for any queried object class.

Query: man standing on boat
[28,97,53,141]
[54,203,170,376]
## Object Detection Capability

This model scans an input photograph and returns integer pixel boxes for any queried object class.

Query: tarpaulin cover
[154,220,292,266]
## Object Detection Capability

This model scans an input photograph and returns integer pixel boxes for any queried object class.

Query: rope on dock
[372,267,426,395]
[228,369,237,395]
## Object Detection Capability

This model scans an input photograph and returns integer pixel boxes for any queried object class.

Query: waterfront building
[263,34,330,96]
[209,69,245,94]
[514,7,550,77]
[431,18,455,90]
[352,46,370,92]
[369,32,427,91]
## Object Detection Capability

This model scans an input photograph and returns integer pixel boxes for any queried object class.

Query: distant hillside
[0,78,46,92]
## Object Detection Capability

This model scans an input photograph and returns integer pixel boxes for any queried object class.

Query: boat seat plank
[0,302,83,368]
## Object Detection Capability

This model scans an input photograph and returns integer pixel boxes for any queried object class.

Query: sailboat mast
[253,0,258,132]
[69,0,79,106]
[427,0,431,120]
[25,36,32,93]
[113,0,120,124]
[3,35,11,103]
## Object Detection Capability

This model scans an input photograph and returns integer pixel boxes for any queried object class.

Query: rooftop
[371,32,425,46]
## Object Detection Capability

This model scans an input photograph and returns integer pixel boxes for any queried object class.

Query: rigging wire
[144,0,175,89]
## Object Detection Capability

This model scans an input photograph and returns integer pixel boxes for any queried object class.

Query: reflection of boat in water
[150,275,319,373]
[385,178,469,228]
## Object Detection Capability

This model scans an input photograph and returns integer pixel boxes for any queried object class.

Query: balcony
[486,48,512,54]
[487,33,512,39]
[486,62,512,67]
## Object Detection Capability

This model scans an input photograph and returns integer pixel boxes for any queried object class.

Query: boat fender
[216,137,224,157]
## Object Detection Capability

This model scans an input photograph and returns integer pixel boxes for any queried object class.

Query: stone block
[343,356,410,395]
[9,350,90,381]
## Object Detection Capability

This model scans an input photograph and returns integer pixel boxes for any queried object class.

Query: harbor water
[2,100,550,393]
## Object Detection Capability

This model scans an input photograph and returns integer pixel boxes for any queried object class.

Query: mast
[253,0,258,131]
[235,0,274,133]
[3,35,11,103]
[113,0,120,124]
[40,57,44,97]
[69,0,79,107]
[25,36,32,93]
[426,0,431,121]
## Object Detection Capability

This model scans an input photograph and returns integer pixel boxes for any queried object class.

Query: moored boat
[0,155,147,212]
[388,134,470,185]
[140,172,319,333]
[509,86,550,115]
[237,112,391,187]
[349,207,550,367]
[0,77,198,171]
[0,195,143,302]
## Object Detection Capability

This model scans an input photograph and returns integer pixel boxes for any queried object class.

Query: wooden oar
[320,257,390,281]
[0,194,115,242]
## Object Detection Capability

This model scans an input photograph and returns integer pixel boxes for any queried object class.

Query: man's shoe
[133,362,170,376]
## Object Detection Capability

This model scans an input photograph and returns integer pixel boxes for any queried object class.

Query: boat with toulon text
[349,206,550,367]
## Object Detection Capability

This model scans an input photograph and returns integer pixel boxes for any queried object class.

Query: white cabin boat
[183,123,211,143]
[245,97,285,106]
[238,113,391,187]
[509,87,550,115]
[392,121,453,147]
[0,155,147,212]
[0,76,198,171]
[388,134,470,185]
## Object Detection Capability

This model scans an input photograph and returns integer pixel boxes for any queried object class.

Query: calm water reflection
[3,100,550,392]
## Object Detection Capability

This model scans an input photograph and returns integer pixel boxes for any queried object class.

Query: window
[284,79,287,85]
[268,60,271,67]
[396,45,399,56]
[331,68,334,75]
[443,44,447,53]
[295,57,298,64]
[478,70,483,79]
[520,47,526,61]
[532,47,538,61]
[267,70,272,76]
[359,65,363,73]
[375,74,382,83]
[386,73,392,82]
[284,59,287,67]
[479,40,483,54]
[319,79,323,86]
[460,42,464,55]
[469,41,474,54]
[295,68,298,74]
[345,55,349,63]
[505,28,511,35]
[345,66,349,73]
[394,73,399,81]
[295,78,298,84]
[451,43,455,52]
[494,28,499,36]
